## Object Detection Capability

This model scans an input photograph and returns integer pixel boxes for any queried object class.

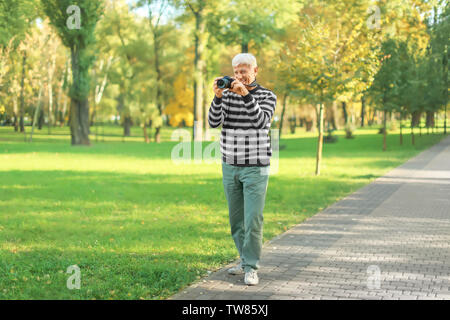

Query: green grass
[0,124,447,299]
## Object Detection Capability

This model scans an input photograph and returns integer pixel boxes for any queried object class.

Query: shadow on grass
[0,169,379,216]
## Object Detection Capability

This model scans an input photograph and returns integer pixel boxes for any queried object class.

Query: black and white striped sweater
[208,85,277,167]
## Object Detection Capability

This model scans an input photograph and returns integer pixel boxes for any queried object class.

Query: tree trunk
[445,104,448,135]
[152,28,163,143]
[330,101,338,130]
[305,119,313,132]
[47,50,56,134]
[279,93,288,140]
[443,43,448,134]
[426,111,435,129]
[70,47,91,146]
[290,115,297,133]
[241,41,248,53]
[48,75,53,135]
[315,102,324,176]
[203,79,210,140]
[90,56,111,127]
[368,107,375,126]
[38,108,44,129]
[19,51,26,133]
[154,126,161,143]
[90,107,96,127]
[55,90,60,127]
[192,10,205,141]
[69,47,91,146]
[70,98,91,145]
[55,60,67,127]
[143,121,150,143]
[123,115,132,136]
[60,94,68,127]
[13,97,18,132]
[342,101,348,125]
[30,82,44,143]
[383,109,387,151]
[420,115,422,136]
[411,110,421,127]
[360,96,366,127]
[400,121,403,145]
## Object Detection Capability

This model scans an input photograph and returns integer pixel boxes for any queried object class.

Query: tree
[174,0,224,141]
[164,73,194,127]
[90,55,113,127]
[182,1,208,141]
[207,0,300,53]
[42,0,104,145]
[369,40,406,149]
[427,1,449,134]
[280,0,382,174]
[0,0,37,47]
[367,0,430,148]
[0,0,39,133]
[0,37,14,89]
[136,0,174,142]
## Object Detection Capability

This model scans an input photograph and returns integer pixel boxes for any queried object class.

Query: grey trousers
[222,161,270,272]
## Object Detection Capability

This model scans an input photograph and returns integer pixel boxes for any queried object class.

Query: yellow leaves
[164,74,194,127]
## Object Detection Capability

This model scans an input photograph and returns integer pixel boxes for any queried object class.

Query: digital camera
[217,76,234,89]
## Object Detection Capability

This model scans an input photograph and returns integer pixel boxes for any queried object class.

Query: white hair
[232,53,257,68]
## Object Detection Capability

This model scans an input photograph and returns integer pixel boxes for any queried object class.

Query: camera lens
[217,76,233,89]
[217,79,226,88]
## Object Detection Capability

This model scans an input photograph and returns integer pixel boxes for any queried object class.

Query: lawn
[0,124,447,299]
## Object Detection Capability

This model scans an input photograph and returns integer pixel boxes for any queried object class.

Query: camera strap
[247,79,258,87]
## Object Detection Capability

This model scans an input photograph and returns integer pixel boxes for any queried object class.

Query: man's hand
[213,77,225,98]
[229,79,249,96]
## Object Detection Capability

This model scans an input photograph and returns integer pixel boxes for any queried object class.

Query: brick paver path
[170,135,450,300]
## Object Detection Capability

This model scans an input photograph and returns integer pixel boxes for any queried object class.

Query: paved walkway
[170,135,450,300]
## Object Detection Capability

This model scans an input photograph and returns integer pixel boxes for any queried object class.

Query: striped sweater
[208,84,277,167]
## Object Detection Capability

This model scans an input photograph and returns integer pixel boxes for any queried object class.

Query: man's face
[233,64,258,86]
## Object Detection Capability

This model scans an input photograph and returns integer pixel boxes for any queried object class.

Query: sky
[126,0,182,25]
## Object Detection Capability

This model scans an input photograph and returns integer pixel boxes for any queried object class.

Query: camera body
[217,76,235,89]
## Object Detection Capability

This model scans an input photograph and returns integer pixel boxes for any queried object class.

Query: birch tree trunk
[19,51,26,133]
[190,7,206,142]
[315,101,324,176]
[30,81,44,142]
[47,52,56,135]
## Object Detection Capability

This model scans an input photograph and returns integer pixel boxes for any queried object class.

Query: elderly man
[208,53,277,285]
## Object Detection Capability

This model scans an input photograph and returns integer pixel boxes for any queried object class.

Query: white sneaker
[244,269,259,286]
[227,262,244,275]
